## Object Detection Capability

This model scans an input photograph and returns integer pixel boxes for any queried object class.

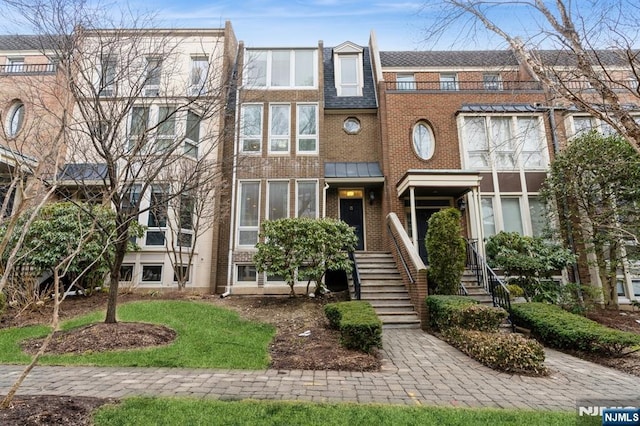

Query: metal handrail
[385,80,543,92]
[387,224,414,284]
[465,239,511,313]
[0,63,57,75]
[348,250,361,300]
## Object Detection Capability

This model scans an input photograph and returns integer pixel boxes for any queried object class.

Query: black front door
[416,208,439,264]
[340,198,365,250]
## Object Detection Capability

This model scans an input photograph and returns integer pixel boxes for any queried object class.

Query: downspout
[547,106,580,284]
[225,45,243,296]
[322,182,329,218]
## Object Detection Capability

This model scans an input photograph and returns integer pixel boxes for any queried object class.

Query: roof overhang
[396,169,482,198]
[325,162,385,185]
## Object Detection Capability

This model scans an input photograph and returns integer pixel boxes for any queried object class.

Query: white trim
[268,103,291,154]
[239,103,263,154]
[296,103,319,155]
[236,180,261,248]
[295,179,319,218]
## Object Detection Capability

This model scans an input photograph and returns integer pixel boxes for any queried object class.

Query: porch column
[471,188,484,258]
[410,186,418,249]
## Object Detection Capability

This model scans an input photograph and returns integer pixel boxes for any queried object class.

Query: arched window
[7,101,25,137]
[412,121,434,160]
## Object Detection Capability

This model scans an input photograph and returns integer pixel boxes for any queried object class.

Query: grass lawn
[0,300,275,369]
[93,398,578,426]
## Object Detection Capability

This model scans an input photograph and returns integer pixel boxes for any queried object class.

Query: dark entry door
[340,198,365,250]
[416,208,439,264]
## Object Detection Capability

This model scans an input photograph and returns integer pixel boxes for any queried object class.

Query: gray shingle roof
[323,45,378,109]
[0,35,60,51]
[380,50,519,68]
[533,49,636,67]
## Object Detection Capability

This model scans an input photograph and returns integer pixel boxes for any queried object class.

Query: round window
[343,117,361,134]
[7,101,25,137]
[412,121,434,160]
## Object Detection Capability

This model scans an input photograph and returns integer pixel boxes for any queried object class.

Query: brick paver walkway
[0,329,638,410]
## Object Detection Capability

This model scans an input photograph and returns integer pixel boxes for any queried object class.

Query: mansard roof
[323,45,378,110]
[0,34,59,51]
[380,50,519,68]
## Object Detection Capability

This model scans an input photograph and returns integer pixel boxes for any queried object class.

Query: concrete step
[360,285,407,293]
[367,300,415,308]
[378,315,421,328]
[373,306,416,314]
[360,291,411,299]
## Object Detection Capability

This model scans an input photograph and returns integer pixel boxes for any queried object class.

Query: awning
[396,169,481,198]
[58,163,108,185]
[324,162,384,184]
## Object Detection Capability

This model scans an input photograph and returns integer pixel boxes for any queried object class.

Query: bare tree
[4,0,236,322]
[424,0,640,151]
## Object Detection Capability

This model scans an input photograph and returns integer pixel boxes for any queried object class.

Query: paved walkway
[1,329,638,410]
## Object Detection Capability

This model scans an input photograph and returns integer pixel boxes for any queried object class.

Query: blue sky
[148,0,432,50]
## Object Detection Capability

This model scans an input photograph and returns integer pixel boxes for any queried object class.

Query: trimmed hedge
[324,301,382,353]
[444,328,548,376]
[511,302,640,356]
[426,295,508,332]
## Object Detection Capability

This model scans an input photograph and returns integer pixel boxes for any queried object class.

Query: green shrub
[511,303,640,355]
[323,301,382,353]
[443,328,548,376]
[425,208,466,295]
[507,284,524,299]
[426,295,507,332]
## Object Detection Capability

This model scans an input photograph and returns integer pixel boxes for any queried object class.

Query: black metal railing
[0,63,58,75]
[385,80,543,92]
[348,250,361,300]
[387,224,414,284]
[465,239,511,314]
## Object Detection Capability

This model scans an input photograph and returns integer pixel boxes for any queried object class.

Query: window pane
[148,185,168,227]
[397,74,416,90]
[246,50,267,86]
[270,104,290,152]
[142,265,162,282]
[8,103,24,137]
[413,122,433,160]
[190,57,208,87]
[492,117,516,168]
[120,264,134,281]
[297,104,317,152]
[145,58,161,86]
[573,117,593,136]
[240,182,259,227]
[501,198,523,234]
[340,56,358,84]
[271,51,290,86]
[145,230,165,245]
[518,117,545,168]
[294,50,314,86]
[237,265,257,282]
[464,117,489,168]
[186,111,200,157]
[241,104,262,152]
[483,73,502,90]
[297,181,317,218]
[440,73,457,90]
[268,181,288,219]
[481,197,496,237]
[179,193,194,230]
[528,197,546,237]
[173,266,190,282]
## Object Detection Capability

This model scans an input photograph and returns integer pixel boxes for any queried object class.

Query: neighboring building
[62,24,238,292]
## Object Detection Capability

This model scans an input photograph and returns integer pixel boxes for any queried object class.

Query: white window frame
[98,56,117,97]
[236,180,261,248]
[269,103,291,154]
[235,264,258,285]
[296,103,318,154]
[141,264,163,283]
[397,73,416,90]
[243,49,317,89]
[482,194,544,237]
[6,101,25,138]
[189,56,209,95]
[440,73,458,91]
[295,180,318,219]
[119,264,135,282]
[412,121,435,160]
[460,114,548,171]
[569,115,617,138]
[336,54,362,96]
[185,110,201,158]
[156,106,177,153]
[143,57,162,97]
[240,103,263,154]
[172,264,191,283]
[144,184,169,247]
[6,57,24,73]
[267,180,290,220]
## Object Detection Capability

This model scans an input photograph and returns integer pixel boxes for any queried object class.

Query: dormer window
[333,42,364,97]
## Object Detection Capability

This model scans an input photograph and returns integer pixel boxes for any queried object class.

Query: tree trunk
[104,236,128,324]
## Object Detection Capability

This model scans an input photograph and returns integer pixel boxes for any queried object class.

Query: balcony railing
[0,63,58,75]
[385,80,543,92]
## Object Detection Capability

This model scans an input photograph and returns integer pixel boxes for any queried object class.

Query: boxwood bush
[426,295,508,332]
[324,301,382,353]
[511,302,640,355]
[444,328,548,376]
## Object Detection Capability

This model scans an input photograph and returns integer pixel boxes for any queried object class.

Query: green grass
[93,398,577,426]
[0,300,275,369]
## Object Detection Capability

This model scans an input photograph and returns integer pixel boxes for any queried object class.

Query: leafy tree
[0,202,142,297]
[485,232,576,302]
[542,131,640,308]
[425,208,466,295]
[254,218,357,297]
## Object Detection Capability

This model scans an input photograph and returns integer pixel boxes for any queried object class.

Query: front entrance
[340,198,365,250]
[416,208,440,263]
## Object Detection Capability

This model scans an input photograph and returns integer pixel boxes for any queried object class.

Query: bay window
[244,49,316,88]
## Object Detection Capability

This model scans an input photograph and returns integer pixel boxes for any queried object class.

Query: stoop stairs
[350,252,421,329]
[461,269,494,304]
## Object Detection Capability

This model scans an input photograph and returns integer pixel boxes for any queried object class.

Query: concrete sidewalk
[0,329,638,410]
